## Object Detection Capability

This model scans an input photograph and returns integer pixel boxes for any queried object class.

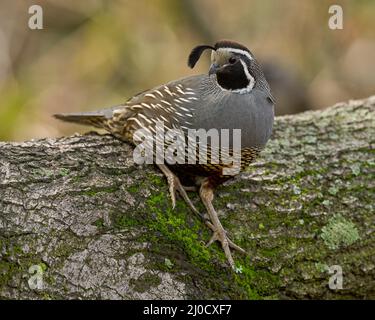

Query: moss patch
[321,214,360,250]
[145,192,213,267]
[79,186,119,196]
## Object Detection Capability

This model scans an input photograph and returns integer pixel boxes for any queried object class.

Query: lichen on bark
[0,96,374,299]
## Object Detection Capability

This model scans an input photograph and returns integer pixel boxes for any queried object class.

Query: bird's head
[188,40,264,93]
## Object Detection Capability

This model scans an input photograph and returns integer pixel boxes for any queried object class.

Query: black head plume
[188,45,215,68]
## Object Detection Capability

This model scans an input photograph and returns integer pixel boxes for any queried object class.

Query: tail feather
[54,104,124,128]
[54,112,107,128]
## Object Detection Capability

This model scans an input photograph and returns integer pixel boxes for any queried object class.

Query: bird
[54,40,275,270]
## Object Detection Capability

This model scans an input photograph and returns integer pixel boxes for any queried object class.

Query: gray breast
[192,82,275,149]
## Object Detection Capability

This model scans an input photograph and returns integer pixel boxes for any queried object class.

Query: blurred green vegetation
[0,0,374,141]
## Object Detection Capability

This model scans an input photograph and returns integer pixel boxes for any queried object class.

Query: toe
[228,239,246,254]
[168,184,176,209]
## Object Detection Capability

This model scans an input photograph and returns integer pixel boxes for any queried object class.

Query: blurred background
[0,0,374,141]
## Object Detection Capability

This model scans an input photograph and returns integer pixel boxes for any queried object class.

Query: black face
[215,57,250,90]
[188,41,264,92]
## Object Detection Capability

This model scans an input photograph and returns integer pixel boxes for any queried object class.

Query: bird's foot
[199,178,246,270]
[157,164,200,215]
[206,226,246,269]
[167,174,197,212]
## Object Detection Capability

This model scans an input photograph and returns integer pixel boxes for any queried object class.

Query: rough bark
[0,96,374,300]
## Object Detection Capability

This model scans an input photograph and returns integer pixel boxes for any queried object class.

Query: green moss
[259,247,280,258]
[144,189,283,298]
[93,218,105,228]
[145,192,213,267]
[114,213,140,228]
[39,262,48,272]
[127,185,139,193]
[315,262,329,273]
[164,258,174,269]
[350,163,361,176]
[233,266,260,299]
[233,261,281,299]
[42,292,53,300]
[79,186,119,196]
[108,174,286,299]
[328,186,339,196]
[149,174,164,187]
[71,175,82,182]
[0,259,20,287]
[0,237,52,291]
[321,214,360,250]
[59,168,70,176]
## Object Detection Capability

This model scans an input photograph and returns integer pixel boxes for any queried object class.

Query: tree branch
[1,96,374,299]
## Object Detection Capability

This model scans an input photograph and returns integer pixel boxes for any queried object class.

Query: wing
[54,75,205,142]
[121,75,203,135]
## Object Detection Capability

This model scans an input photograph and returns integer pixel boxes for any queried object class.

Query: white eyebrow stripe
[218,48,253,60]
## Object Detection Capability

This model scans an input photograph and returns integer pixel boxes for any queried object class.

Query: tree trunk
[0,96,374,300]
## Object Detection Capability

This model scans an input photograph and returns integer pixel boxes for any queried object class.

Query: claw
[157,164,201,216]
[206,229,244,253]
[206,228,245,269]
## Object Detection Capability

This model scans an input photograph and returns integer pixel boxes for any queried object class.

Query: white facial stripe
[217,47,253,61]
[235,60,255,93]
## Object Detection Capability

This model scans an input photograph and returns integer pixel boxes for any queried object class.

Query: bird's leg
[199,178,246,269]
[157,164,200,215]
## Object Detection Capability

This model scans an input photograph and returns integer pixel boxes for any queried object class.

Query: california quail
[54,40,275,269]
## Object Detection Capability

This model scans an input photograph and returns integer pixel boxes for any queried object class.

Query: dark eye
[229,57,237,64]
